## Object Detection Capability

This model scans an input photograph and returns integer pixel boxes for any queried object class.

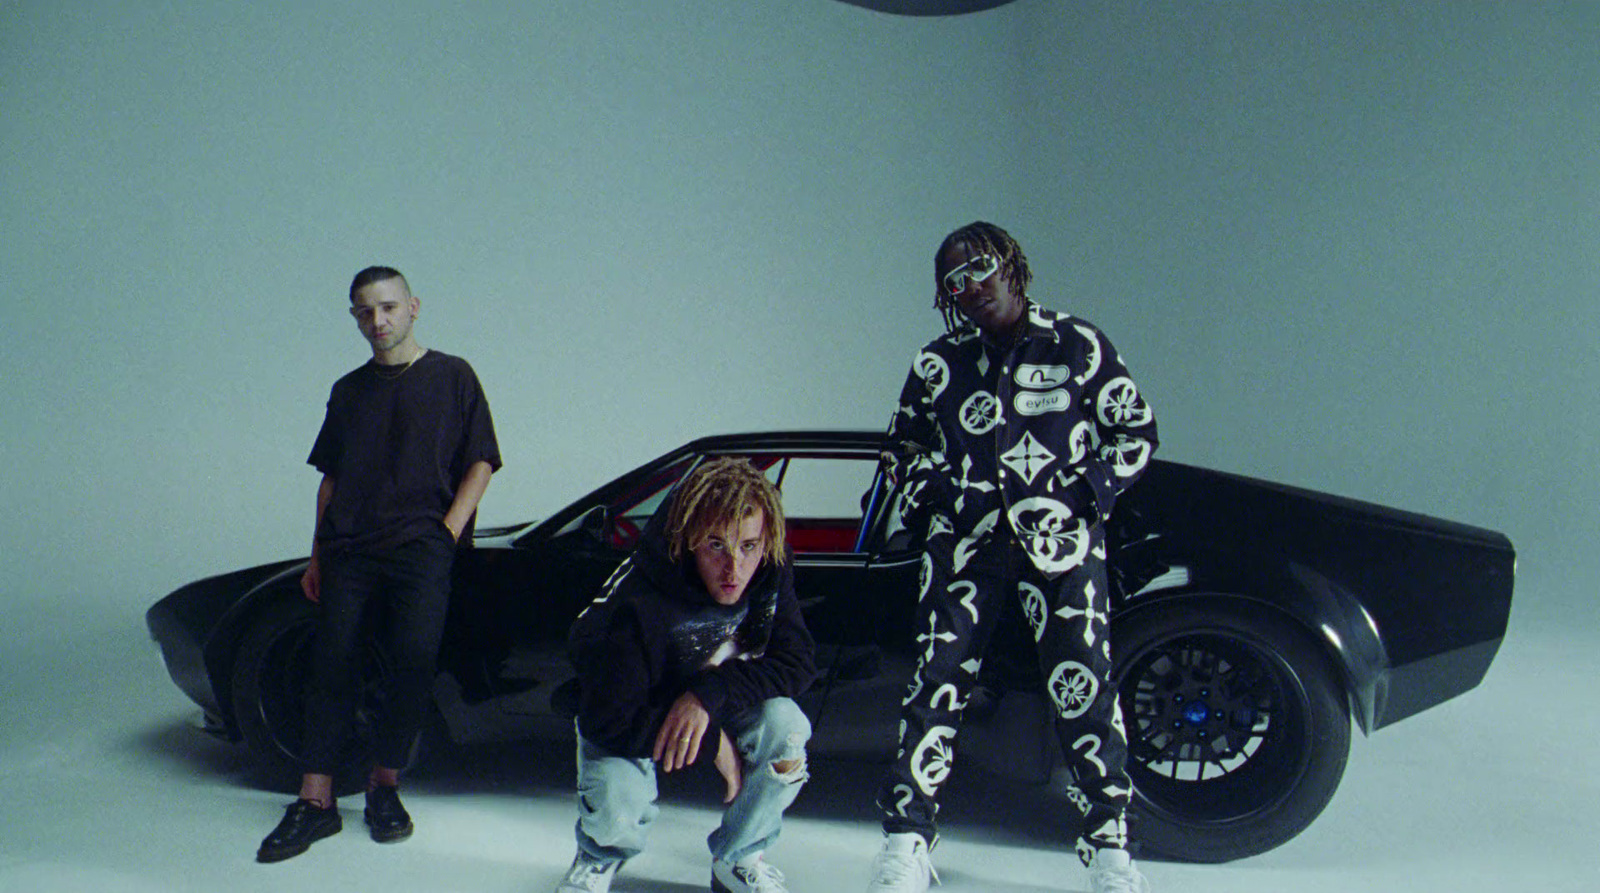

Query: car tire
[1111,600,1351,862]
[231,597,385,794]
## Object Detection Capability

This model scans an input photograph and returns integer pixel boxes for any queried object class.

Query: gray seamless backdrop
[3,0,1596,636]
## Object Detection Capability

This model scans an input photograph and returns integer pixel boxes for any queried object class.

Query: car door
[754,452,922,758]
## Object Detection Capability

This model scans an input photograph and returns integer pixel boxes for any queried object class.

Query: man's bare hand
[300,556,322,603]
[713,730,743,803]
[652,692,711,772]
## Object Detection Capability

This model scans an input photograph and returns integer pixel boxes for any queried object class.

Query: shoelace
[564,861,614,892]
[732,860,787,893]
[870,850,939,888]
[1090,864,1148,893]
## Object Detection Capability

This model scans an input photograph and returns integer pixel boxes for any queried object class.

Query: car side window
[764,455,879,555]
[607,456,699,550]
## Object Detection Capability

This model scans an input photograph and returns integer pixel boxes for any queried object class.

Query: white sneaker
[555,852,622,893]
[1088,848,1150,893]
[712,853,788,893]
[864,832,937,893]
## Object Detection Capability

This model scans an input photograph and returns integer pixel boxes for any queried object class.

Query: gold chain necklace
[371,348,425,380]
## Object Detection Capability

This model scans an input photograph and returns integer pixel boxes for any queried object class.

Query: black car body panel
[147,429,1514,860]
[1108,460,1514,732]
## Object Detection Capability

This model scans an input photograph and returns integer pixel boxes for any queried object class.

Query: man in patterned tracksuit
[863,222,1158,893]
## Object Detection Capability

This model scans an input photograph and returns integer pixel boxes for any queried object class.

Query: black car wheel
[1111,601,1351,862]
[230,598,387,793]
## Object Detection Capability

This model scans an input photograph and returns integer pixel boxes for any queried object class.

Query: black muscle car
[146,430,1514,862]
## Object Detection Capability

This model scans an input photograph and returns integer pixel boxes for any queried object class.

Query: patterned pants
[877,524,1132,866]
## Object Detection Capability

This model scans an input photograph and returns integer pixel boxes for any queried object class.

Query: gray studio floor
[1,596,1595,893]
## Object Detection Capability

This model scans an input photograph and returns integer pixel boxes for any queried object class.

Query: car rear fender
[201,562,311,738]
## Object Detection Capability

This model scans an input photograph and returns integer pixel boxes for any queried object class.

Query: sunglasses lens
[944,255,998,295]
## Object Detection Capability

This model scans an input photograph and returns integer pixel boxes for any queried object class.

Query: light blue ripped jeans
[573,697,811,865]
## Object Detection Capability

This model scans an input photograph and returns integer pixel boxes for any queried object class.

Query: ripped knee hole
[769,756,806,779]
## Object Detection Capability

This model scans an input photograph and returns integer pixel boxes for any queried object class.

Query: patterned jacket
[884,302,1159,576]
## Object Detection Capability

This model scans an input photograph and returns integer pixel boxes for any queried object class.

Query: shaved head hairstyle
[665,457,788,566]
[349,265,408,302]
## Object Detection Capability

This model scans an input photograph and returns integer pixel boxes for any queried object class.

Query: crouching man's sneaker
[712,853,788,893]
[555,853,622,893]
[1088,848,1150,893]
[864,832,936,893]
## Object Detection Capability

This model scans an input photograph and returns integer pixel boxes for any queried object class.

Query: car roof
[687,430,884,453]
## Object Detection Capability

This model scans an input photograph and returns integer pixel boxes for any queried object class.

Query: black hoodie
[568,501,818,763]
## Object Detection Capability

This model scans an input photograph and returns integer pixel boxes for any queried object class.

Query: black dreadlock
[932,221,1032,333]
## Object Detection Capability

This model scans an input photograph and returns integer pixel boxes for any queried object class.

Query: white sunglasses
[942,253,1000,296]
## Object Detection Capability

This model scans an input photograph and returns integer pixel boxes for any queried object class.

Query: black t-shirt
[307,350,501,554]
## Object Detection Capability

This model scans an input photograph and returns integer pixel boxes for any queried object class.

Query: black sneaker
[364,785,414,843]
[257,799,341,863]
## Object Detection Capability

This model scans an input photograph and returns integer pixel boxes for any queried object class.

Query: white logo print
[1106,436,1152,478]
[1020,582,1048,641]
[999,431,1056,485]
[1048,660,1100,720]
[959,391,1001,434]
[953,509,998,573]
[1066,786,1092,816]
[914,351,949,401]
[910,726,958,795]
[891,783,915,817]
[1015,389,1071,416]
[1015,364,1070,389]
[916,612,957,665]
[1088,817,1128,849]
[1009,497,1090,574]
[1067,420,1093,464]
[1097,377,1152,427]
[1054,589,1101,649]
[1073,732,1108,777]
[949,580,980,622]
[930,683,965,712]
[952,455,995,513]
[1073,325,1102,385]
[903,668,924,705]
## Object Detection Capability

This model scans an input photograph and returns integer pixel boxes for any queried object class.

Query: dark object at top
[832,0,1021,15]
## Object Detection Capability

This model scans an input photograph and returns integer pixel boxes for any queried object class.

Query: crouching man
[559,458,817,893]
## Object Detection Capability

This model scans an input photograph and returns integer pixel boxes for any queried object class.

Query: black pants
[878,525,1131,866]
[303,530,455,774]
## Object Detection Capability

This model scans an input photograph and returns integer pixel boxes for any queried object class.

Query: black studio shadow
[128,714,260,789]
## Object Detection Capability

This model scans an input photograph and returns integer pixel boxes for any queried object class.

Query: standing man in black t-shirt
[257,266,502,863]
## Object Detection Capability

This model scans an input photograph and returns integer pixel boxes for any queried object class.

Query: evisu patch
[1015,388,1071,416]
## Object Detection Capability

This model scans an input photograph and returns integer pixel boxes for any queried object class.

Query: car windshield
[603,451,895,556]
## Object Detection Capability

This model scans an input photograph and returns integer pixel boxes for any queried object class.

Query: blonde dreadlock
[665,457,788,566]
[932,221,1033,333]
